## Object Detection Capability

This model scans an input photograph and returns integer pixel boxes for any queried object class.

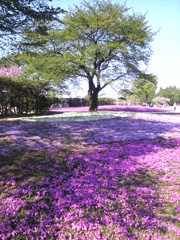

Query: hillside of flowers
[0,107,180,239]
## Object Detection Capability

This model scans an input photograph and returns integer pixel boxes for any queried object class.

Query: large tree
[0,0,65,54]
[52,0,156,111]
[8,0,156,111]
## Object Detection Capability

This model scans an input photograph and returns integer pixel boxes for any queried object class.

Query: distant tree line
[156,86,180,105]
[52,97,116,108]
[121,84,180,106]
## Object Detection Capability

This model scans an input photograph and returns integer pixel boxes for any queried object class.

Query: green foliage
[120,74,157,105]
[0,76,52,115]
[120,91,142,105]
[19,0,155,111]
[57,0,155,85]
[98,98,116,106]
[51,97,116,107]
[132,74,157,103]
[156,86,180,105]
[0,50,68,98]
[1,0,156,111]
[0,0,65,54]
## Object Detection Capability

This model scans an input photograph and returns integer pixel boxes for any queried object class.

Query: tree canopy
[0,0,157,111]
[0,0,65,54]
[61,0,156,111]
[20,0,156,111]
[132,74,157,104]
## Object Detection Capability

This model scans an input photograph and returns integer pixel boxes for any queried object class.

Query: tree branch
[100,73,128,91]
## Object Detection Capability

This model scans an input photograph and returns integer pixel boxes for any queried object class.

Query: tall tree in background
[0,0,65,54]
[39,0,155,111]
[132,74,157,104]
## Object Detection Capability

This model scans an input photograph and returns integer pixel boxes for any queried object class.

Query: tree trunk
[88,79,101,112]
[88,80,100,112]
[89,90,99,112]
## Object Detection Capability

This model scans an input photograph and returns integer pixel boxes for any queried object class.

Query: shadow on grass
[0,116,180,155]
[0,135,180,239]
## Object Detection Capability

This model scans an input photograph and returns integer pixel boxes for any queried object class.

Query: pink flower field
[0,106,180,239]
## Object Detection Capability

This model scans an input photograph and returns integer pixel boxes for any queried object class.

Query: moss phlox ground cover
[0,108,180,239]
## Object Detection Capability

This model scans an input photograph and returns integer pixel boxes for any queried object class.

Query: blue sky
[52,0,180,97]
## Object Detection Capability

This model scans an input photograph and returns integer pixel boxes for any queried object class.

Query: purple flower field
[0,106,180,239]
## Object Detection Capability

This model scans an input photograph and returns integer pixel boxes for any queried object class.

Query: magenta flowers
[0,109,180,239]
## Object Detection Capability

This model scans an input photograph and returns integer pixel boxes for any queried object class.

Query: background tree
[156,86,180,105]
[17,0,156,111]
[132,74,157,104]
[0,0,65,55]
